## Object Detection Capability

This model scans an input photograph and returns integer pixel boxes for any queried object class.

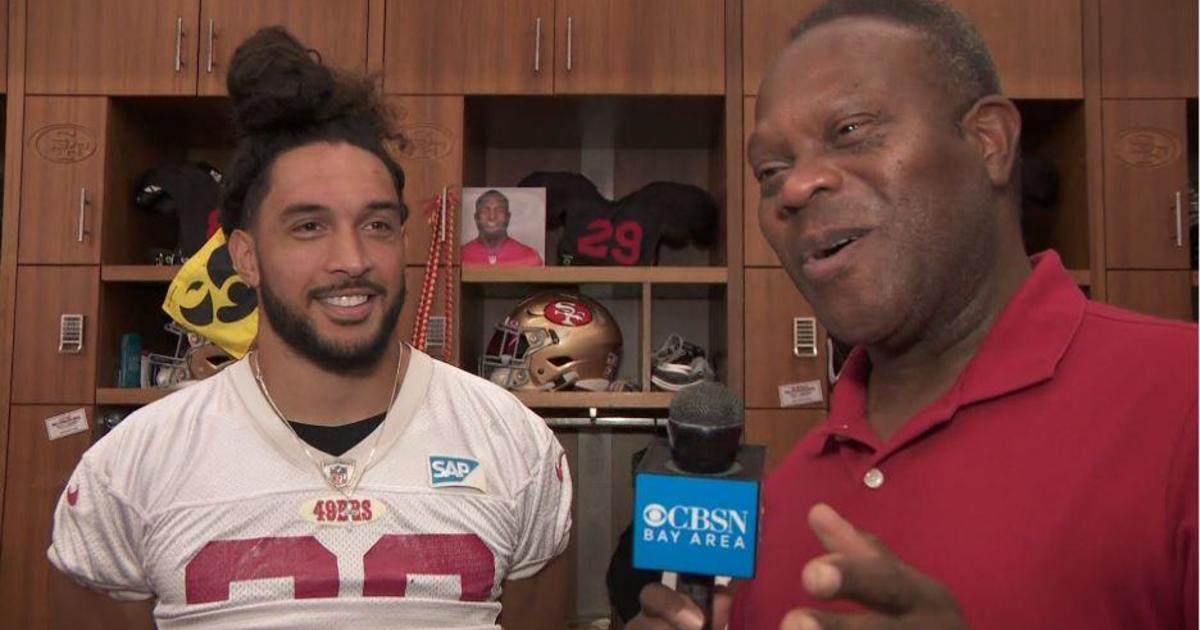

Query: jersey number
[185,534,494,604]
[576,218,644,265]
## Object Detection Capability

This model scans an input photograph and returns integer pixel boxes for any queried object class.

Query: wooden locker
[742,0,1083,98]
[383,0,555,95]
[744,268,828,409]
[1100,0,1198,98]
[554,0,724,94]
[1106,271,1195,321]
[26,0,201,95]
[11,267,100,405]
[19,97,108,265]
[1103,100,1192,269]
[0,406,156,629]
[384,96,465,265]
[198,0,369,95]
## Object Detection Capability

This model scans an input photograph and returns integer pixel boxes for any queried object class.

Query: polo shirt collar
[807,250,1086,456]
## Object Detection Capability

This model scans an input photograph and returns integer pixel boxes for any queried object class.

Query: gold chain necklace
[252,343,405,496]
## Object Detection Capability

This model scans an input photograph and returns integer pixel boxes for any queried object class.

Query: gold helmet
[482,291,623,391]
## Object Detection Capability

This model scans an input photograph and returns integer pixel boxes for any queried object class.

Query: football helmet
[482,291,623,391]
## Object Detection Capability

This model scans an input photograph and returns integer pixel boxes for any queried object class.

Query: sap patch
[428,455,487,492]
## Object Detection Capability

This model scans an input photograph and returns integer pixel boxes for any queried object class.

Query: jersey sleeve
[47,456,153,601]
[506,410,572,580]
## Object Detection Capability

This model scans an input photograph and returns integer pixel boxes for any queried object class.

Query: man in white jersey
[48,27,572,629]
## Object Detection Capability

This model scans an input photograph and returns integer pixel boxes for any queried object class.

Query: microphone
[633,382,764,629]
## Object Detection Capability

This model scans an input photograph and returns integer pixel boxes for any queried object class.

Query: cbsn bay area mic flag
[632,440,764,579]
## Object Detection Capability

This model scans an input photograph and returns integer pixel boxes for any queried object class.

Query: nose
[775,159,844,216]
[325,228,372,277]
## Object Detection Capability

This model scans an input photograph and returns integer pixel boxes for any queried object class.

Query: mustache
[308,278,387,300]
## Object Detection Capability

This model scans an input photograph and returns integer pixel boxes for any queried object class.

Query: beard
[257,272,405,375]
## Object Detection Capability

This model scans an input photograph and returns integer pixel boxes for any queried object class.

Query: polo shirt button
[863,467,884,489]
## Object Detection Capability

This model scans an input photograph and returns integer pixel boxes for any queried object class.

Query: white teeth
[322,295,369,307]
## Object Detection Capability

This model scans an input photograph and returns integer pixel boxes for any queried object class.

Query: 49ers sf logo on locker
[544,300,592,327]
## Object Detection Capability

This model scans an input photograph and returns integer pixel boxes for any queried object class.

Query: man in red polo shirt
[631,0,1197,629]
[461,189,544,267]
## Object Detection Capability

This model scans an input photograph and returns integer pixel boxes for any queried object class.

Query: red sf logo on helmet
[545,300,593,327]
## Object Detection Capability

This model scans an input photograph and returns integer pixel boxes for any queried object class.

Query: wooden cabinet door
[19,98,108,265]
[744,268,827,409]
[11,267,100,405]
[0,0,8,93]
[26,0,200,95]
[385,97,464,264]
[948,0,1082,98]
[0,406,157,629]
[1103,100,1191,269]
[743,96,781,266]
[742,0,1082,98]
[1101,0,1198,98]
[198,0,369,95]
[745,409,824,473]
[1106,271,1195,321]
[742,0,820,95]
[383,0,554,95]
[555,0,724,94]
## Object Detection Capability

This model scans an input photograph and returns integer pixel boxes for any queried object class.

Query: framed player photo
[460,187,546,268]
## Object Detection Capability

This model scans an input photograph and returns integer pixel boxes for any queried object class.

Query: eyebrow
[364,200,404,215]
[279,203,328,222]
[278,200,403,222]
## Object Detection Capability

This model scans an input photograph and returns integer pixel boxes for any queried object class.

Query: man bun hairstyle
[791,0,1001,119]
[220,27,408,235]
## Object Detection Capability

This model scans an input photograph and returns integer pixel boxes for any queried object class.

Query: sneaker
[651,334,715,391]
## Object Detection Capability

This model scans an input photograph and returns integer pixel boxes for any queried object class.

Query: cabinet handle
[533,17,542,73]
[174,16,184,72]
[76,187,87,243]
[206,18,215,74]
[1174,191,1183,248]
[566,16,573,72]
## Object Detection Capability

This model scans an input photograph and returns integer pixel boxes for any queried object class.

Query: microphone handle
[677,573,714,630]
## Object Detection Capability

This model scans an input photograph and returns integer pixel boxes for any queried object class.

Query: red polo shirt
[733,251,1197,630]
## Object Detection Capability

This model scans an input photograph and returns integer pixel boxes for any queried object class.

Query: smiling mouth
[320,295,370,308]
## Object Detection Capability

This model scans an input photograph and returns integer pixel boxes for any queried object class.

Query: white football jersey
[48,348,572,629]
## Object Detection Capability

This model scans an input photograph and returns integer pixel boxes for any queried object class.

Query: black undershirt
[289,413,386,457]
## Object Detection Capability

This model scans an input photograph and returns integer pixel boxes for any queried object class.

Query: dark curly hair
[219,27,408,235]
[791,0,1001,120]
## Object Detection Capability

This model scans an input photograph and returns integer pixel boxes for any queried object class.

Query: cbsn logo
[642,503,750,550]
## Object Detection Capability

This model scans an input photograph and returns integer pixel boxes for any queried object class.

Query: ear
[960,95,1022,188]
[227,229,261,288]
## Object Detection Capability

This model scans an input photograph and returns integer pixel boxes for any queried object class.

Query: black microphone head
[667,382,744,474]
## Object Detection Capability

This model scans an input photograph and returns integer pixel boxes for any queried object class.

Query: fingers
[803,553,921,614]
[807,503,879,558]
[635,583,705,630]
[803,504,928,614]
[780,608,892,630]
[711,587,734,630]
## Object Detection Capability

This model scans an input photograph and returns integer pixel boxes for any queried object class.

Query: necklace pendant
[322,461,356,491]
[488,254,497,265]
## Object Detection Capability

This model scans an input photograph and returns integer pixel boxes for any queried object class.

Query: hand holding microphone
[632,503,968,630]
[628,383,762,630]
[627,383,965,630]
